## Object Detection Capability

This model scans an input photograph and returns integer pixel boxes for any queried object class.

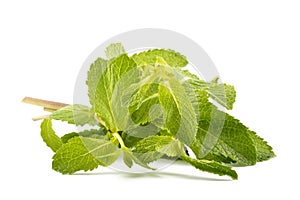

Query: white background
[1,0,299,199]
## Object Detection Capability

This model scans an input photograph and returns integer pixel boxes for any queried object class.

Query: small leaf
[105,43,126,59]
[40,119,63,152]
[122,149,154,170]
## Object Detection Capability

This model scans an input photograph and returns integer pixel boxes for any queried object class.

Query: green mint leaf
[50,104,98,126]
[40,119,63,152]
[190,91,257,166]
[52,137,121,174]
[129,83,160,125]
[158,77,198,145]
[132,49,188,68]
[60,129,106,143]
[133,135,185,163]
[181,155,238,180]
[87,58,109,106]
[247,131,275,162]
[183,69,236,110]
[105,43,126,59]
[122,149,154,170]
[94,54,137,131]
[61,132,79,143]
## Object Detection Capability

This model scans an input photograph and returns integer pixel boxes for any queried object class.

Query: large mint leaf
[52,137,121,174]
[181,155,238,180]
[50,105,98,126]
[93,54,137,132]
[132,49,188,68]
[158,77,198,145]
[40,119,63,152]
[190,91,257,166]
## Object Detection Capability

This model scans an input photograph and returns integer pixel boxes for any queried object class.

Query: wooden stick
[22,97,69,111]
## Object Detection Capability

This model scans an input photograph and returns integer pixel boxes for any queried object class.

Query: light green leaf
[132,49,188,68]
[40,119,63,152]
[158,77,198,145]
[133,135,185,163]
[123,150,133,168]
[87,58,109,106]
[190,91,257,166]
[93,54,137,131]
[122,149,154,169]
[181,154,238,180]
[60,129,106,143]
[105,43,126,59]
[182,70,236,110]
[247,131,275,162]
[52,137,121,174]
[50,104,98,126]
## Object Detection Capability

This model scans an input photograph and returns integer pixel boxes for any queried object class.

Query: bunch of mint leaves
[24,43,275,180]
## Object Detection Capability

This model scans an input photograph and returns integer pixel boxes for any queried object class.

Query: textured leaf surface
[248,131,275,162]
[40,119,63,152]
[87,58,109,106]
[50,105,98,126]
[105,43,126,59]
[132,49,188,68]
[183,70,236,110]
[133,135,185,163]
[93,54,136,131]
[181,155,238,180]
[158,78,198,145]
[61,129,106,143]
[190,91,257,166]
[122,149,154,169]
[52,137,121,174]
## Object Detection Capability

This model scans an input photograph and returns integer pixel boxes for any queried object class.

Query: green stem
[112,132,126,149]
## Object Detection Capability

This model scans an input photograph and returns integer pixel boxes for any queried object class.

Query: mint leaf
[133,135,185,163]
[93,54,137,131]
[190,91,257,166]
[132,49,188,68]
[60,129,106,143]
[158,78,198,145]
[105,43,126,59]
[123,149,154,170]
[182,70,236,110]
[247,131,275,162]
[87,58,109,106]
[181,154,238,180]
[52,137,121,174]
[40,119,63,152]
[50,104,98,126]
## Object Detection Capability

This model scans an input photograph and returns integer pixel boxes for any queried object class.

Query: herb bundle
[23,43,275,179]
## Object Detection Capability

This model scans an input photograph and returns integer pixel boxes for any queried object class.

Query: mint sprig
[23,43,275,180]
